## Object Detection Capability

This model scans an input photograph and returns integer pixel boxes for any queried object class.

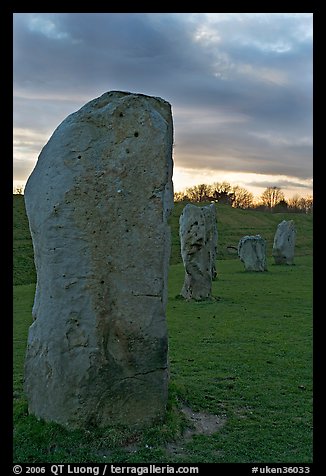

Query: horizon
[13,175,312,202]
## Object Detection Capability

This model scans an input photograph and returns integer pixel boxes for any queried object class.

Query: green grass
[13,195,36,285]
[13,196,313,463]
[167,257,312,463]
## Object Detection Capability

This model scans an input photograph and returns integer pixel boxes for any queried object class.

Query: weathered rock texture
[272,220,296,265]
[179,203,218,300]
[24,91,174,429]
[238,235,267,272]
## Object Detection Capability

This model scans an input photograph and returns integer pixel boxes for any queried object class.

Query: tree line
[174,182,313,213]
[14,182,313,213]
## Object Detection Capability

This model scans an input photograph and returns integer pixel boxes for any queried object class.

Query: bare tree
[260,187,285,211]
[279,193,313,213]
[174,191,187,202]
[300,195,313,214]
[13,185,24,195]
[210,182,234,204]
[232,186,254,209]
[287,194,302,212]
[184,183,211,202]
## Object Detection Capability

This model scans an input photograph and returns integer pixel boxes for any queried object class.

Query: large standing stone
[179,203,218,300]
[238,235,267,271]
[23,91,174,429]
[272,220,296,264]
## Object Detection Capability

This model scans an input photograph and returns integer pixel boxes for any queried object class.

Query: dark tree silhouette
[260,187,285,211]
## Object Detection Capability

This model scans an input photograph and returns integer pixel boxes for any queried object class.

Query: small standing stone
[238,235,267,271]
[179,203,218,300]
[272,220,296,265]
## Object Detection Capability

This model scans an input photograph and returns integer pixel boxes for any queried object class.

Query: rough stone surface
[24,91,174,429]
[238,235,267,271]
[179,203,218,300]
[272,220,296,264]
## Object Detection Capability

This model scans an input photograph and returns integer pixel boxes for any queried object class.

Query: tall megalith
[23,91,174,429]
[179,203,218,300]
[272,220,296,265]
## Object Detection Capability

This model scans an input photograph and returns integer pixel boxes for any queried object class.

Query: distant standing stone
[272,220,296,265]
[238,235,267,271]
[179,203,218,300]
[24,91,174,429]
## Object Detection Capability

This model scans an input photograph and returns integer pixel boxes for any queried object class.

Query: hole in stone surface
[78,155,81,159]
[126,149,130,154]
[119,112,124,117]
[134,131,139,137]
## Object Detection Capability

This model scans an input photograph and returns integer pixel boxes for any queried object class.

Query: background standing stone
[179,203,218,300]
[272,220,296,265]
[24,91,174,429]
[238,235,267,272]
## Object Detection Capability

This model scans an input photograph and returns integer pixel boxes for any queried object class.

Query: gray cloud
[13,13,313,192]
[247,178,312,190]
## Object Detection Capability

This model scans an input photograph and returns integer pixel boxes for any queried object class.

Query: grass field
[13,195,313,463]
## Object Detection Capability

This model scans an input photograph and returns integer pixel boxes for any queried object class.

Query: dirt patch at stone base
[165,405,226,457]
[181,405,226,437]
[96,404,226,459]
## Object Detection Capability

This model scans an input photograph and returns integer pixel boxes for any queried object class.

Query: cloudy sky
[13,13,313,199]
